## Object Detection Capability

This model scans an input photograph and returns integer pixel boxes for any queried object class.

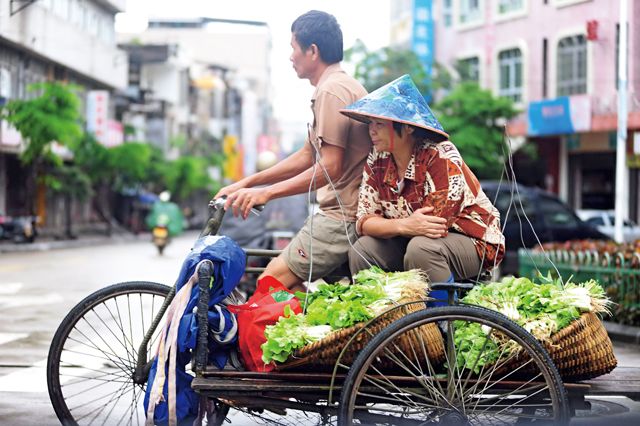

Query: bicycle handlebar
[198,197,265,238]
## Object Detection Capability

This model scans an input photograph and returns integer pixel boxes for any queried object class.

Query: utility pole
[614,0,628,243]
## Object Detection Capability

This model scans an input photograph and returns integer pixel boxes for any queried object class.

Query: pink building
[429,0,640,220]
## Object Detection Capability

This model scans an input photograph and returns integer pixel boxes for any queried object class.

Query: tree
[434,82,519,179]
[345,40,431,94]
[1,82,82,216]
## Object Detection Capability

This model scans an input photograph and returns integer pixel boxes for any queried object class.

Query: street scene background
[1,0,640,425]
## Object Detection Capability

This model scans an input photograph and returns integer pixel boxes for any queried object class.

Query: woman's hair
[392,122,443,142]
[291,10,343,64]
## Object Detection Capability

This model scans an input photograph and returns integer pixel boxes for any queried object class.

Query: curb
[604,321,640,345]
[0,233,147,254]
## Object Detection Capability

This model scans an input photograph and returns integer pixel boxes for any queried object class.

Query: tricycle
[46,199,599,425]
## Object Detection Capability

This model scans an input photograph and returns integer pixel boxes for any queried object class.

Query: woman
[340,74,505,285]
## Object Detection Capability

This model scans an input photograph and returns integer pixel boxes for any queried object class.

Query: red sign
[586,20,598,41]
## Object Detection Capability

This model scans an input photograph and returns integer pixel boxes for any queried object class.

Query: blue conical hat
[340,74,448,142]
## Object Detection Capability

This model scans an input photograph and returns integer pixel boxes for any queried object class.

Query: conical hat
[340,74,448,142]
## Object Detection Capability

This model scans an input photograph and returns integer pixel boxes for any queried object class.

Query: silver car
[577,209,640,242]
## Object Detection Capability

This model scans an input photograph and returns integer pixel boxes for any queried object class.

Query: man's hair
[291,10,343,64]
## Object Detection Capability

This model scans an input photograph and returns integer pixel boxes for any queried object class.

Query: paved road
[0,232,639,425]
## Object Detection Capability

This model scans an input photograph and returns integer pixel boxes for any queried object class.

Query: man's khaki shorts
[282,213,356,281]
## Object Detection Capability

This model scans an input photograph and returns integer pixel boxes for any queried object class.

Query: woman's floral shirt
[356,140,505,270]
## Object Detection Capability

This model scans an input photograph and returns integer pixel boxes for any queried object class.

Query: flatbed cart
[45,200,627,425]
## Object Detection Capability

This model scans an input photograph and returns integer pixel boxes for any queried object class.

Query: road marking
[0,283,22,294]
[0,359,46,392]
[0,293,63,309]
[0,264,26,273]
[0,333,27,345]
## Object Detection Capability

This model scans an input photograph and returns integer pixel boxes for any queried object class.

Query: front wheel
[47,281,171,426]
[339,304,570,425]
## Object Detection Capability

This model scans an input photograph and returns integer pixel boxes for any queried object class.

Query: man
[215,10,371,291]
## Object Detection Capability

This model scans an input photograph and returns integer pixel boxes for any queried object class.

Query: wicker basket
[276,301,445,370]
[499,312,617,381]
[545,312,617,381]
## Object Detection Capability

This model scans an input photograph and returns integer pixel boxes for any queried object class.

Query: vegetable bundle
[456,273,612,372]
[261,266,429,364]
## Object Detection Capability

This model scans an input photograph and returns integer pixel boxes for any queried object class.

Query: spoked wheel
[338,304,570,425]
[47,281,174,426]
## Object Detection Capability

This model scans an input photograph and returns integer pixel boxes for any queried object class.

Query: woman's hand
[401,206,448,238]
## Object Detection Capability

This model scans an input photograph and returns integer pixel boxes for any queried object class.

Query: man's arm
[215,143,314,200]
[227,142,344,218]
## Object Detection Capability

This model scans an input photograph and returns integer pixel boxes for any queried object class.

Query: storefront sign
[527,95,591,136]
[413,0,434,77]
[86,90,109,145]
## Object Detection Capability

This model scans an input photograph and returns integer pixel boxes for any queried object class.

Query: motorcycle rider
[145,191,185,238]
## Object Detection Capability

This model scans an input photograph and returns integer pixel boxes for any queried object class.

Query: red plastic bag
[227,276,302,371]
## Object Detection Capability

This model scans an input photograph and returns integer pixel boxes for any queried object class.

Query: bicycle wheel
[338,304,570,425]
[47,281,173,426]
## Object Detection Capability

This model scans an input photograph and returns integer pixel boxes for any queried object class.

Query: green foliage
[107,142,154,190]
[435,82,519,179]
[1,82,82,165]
[164,156,214,201]
[345,40,431,95]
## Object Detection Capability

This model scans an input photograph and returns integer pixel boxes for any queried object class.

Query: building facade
[394,0,640,222]
[118,18,273,179]
[0,0,128,231]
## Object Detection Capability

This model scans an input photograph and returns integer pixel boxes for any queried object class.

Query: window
[459,0,482,25]
[540,198,579,226]
[498,0,524,14]
[557,35,587,96]
[442,0,453,27]
[586,216,605,227]
[498,48,523,102]
[494,192,536,224]
[457,57,480,83]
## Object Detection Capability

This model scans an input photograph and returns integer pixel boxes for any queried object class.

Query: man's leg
[259,256,305,292]
[404,233,482,283]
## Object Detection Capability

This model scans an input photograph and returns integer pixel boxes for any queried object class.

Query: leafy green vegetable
[455,273,612,372]
[262,267,431,364]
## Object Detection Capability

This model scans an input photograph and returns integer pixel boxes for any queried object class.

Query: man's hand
[402,206,448,238]
[226,187,271,219]
[214,181,247,202]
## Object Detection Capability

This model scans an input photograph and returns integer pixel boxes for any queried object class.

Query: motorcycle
[0,213,37,243]
[151,214,170,255]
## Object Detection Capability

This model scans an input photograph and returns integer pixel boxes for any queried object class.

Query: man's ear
[309,44,319,59]
[404,125,415,135]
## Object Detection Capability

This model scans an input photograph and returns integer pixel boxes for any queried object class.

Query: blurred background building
[0,0,128,230]
[391,0,640,223]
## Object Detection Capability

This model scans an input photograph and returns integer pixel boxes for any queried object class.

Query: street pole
[614,0,628,243]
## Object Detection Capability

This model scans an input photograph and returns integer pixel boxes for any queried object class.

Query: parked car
[480,181,611,276]
[576,209,640,243]
[0,213,37,243]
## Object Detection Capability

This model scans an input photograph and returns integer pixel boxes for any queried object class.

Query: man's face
[290,34,313,80]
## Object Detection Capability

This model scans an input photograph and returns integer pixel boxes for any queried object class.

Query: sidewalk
[0,230,147,254]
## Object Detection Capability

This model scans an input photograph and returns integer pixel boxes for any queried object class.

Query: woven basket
[499,312,617,381]
[276,301,445,370]
[545,312,617,380]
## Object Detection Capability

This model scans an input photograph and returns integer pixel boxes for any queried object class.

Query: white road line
[0,359,47,393]
[0,283,23,294]
[0,293,63,309]
[0,332,28,346]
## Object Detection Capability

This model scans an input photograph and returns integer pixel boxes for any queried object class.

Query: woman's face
[368,118,396,152]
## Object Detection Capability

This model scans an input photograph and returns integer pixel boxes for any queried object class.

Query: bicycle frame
[133,200,280,384]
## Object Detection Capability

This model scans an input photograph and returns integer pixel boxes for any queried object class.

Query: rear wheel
[47,281,172,425]
[339,304,570,425]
